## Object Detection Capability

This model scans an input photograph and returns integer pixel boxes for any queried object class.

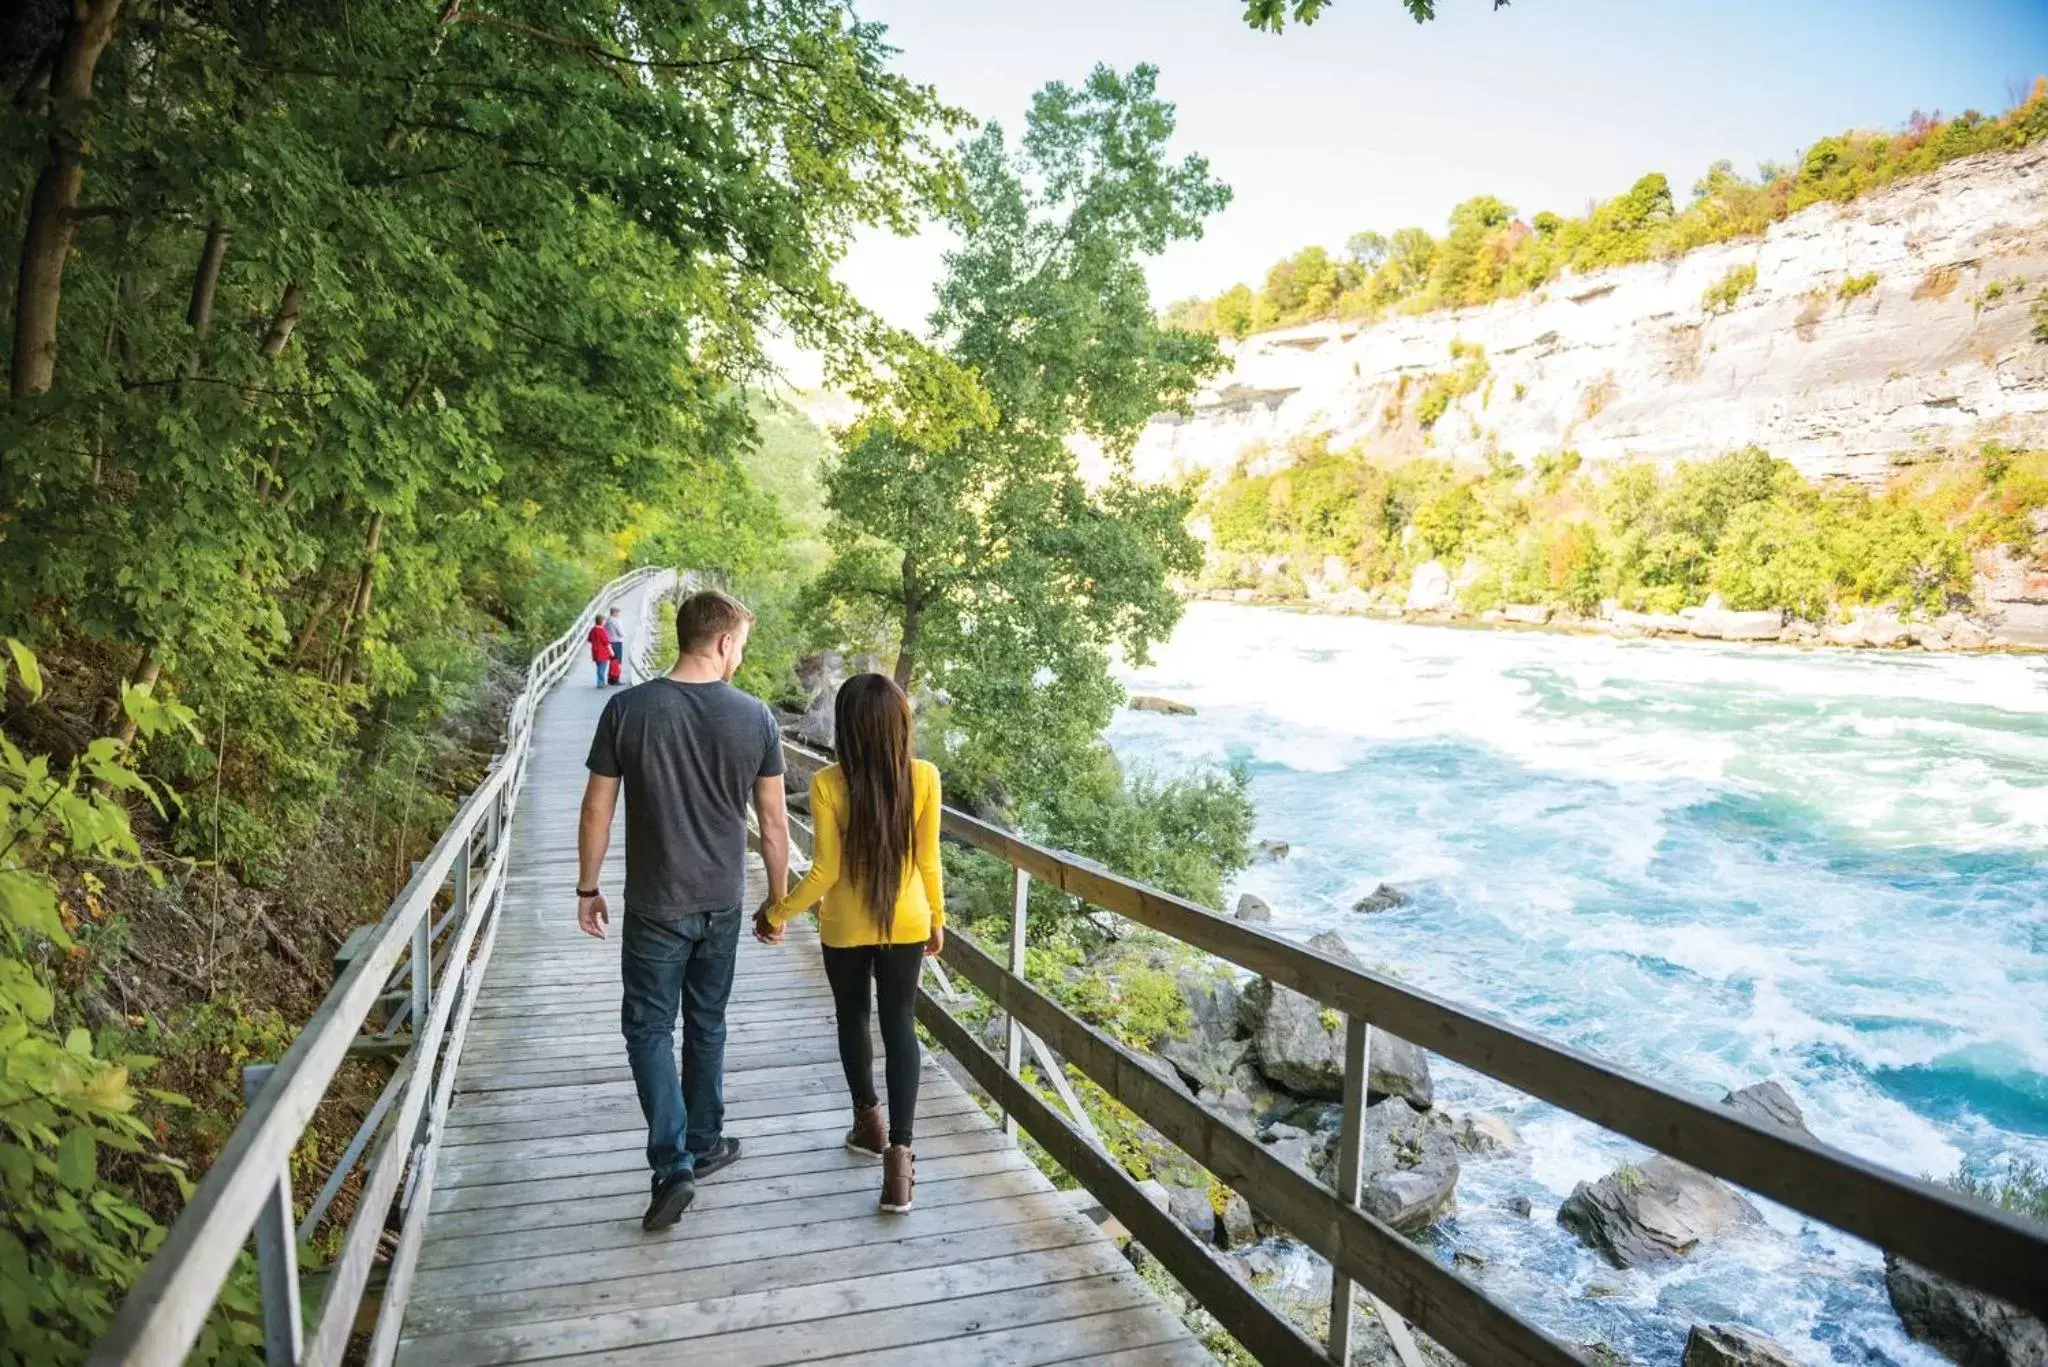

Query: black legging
[821,942,924,1146]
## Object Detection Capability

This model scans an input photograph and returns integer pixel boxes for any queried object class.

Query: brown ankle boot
[844,1104,885,1159]
[880,1144,914,1213]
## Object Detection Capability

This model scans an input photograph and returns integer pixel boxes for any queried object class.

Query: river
[1104,602,2048,1365]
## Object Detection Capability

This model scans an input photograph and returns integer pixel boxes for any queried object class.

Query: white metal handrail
[88,566,676,1367]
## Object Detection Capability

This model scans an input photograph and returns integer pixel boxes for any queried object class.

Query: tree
[0,0,959,792]
[817,63,1229,796]
[1242,0,1512,29]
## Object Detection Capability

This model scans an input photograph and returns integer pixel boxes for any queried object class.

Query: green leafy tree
[817,63,1228,798]
[1243,0,1512,30]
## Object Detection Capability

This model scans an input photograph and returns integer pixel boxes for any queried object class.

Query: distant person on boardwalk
[605,603,627,685]
[756,672,942,1214]
[577,590,791,1231]
[586,613,613,687]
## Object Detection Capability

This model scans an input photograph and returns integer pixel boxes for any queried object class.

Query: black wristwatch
[576,886,600,898]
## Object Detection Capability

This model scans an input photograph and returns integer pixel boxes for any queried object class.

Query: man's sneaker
[879,1145,914,1214]
[691,1136,742,1181]
[845,1105,886,1160]
[642,1170,695,1231]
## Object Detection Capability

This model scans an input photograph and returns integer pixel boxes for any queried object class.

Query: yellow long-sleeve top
[767,760,944,948]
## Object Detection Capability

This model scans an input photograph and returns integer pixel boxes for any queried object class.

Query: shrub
[0,646,264,1364]
[1702,262,1759,314]
[1839,271,1880,301]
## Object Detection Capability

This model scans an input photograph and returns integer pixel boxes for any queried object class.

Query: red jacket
[588,625,613,662]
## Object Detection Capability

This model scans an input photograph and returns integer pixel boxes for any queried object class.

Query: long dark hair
[834,673,915,939]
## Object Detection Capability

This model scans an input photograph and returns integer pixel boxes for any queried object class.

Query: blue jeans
[620,907,741,1181]
[594,659,609,686]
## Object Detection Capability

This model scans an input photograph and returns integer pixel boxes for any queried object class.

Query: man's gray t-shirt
[585,679,785,918]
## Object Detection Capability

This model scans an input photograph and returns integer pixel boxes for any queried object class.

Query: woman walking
[755,673,942,1212]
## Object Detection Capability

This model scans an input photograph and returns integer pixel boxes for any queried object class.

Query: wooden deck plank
[395,635,1208,1366]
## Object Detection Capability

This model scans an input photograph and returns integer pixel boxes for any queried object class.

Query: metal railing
[89,566,676,1367]
[775,738,2048,1367]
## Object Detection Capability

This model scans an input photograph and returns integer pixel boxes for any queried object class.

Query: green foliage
[1839,272,1880,301]
[1702,263,1759,314]
[1202,442,2022,622]
[2,4,964,1353]
[1241,0,1510,29]
[2032,293,2048,344]
[816,64,1226,802]
[1415,342,1490,428]
[1948,1158,2048,1226]
[1170,78,2048,335]
[0,647,264,1365]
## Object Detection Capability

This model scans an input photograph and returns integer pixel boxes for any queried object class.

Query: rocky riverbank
[1192,543,2048,652]
[969,897,2048,1367]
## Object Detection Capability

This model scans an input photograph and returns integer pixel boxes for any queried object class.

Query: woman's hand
[924,925,944,958]
[752,905,783,944]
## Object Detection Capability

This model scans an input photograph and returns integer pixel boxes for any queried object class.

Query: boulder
[1506,1194,1534,1218]
[1614,608,1689,635]
[1252,839,1291,863]
[1451,1111,1522,1155]
[1315,1099,1462,1233]
[1682,1324,1806,1367]
[790,650,849,748]
[1366,1167,1460,1231]
[1366,1031,1434,1110]
[1129,694,1197,716]
[1934,612,1992,649]
[1690,606,1787,641]
[1885,1254,2048,1367]
[1721,1081,1813,1140]
[1260,1123,1326,1176]
[1502,603,1552,625]
[1163,1183,1217,1243]
[1217,1191,1258,1249]
[1353,883,1412,914]
[1556,1154,1763,1267]
[1406,559,1454,612]
[1240,932,1433,1107]
[793,649,847,700]
[1235,893,1273,923]
[1137,1179,1172,1214]
[1157,972,1248,1096]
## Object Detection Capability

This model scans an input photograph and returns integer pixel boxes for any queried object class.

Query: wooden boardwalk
[397,600,1211,1367]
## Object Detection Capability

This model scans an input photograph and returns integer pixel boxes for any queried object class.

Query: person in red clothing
[588,613,614,687]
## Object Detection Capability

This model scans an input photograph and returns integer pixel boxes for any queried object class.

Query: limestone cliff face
[1131,146,2048,487]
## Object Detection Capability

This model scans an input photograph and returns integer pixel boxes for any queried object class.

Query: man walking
[576,589,792,1230]
[605,603,627,685]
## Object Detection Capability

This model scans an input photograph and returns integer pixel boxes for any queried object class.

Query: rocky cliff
[1130,145,2048,488]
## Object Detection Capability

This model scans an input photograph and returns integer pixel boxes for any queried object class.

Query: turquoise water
[1105,603,2048,1365]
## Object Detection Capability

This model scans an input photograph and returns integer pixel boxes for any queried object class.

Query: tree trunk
[112,652,161,749]
[893,554,919,688]
[331,511,384,680]
[181,221,230,380]
[242,281,301,407]
[8,0,124,403]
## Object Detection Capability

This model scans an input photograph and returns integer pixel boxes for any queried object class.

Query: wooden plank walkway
[397,594,1211,1367]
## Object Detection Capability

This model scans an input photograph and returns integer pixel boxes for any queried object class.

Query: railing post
[241,1064,303,1367]
[1327,1017,1370,1363]
[1003,865,1029,1137]
[410,873,436,1034]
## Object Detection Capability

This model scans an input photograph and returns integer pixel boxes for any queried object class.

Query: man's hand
[577,892,609,939]
[752,904,783,944]
[925,925,944,958]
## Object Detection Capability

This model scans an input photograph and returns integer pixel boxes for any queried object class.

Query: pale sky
[774,0,2048,385]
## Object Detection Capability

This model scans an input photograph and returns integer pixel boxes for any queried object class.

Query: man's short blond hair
[675,589,755,654]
